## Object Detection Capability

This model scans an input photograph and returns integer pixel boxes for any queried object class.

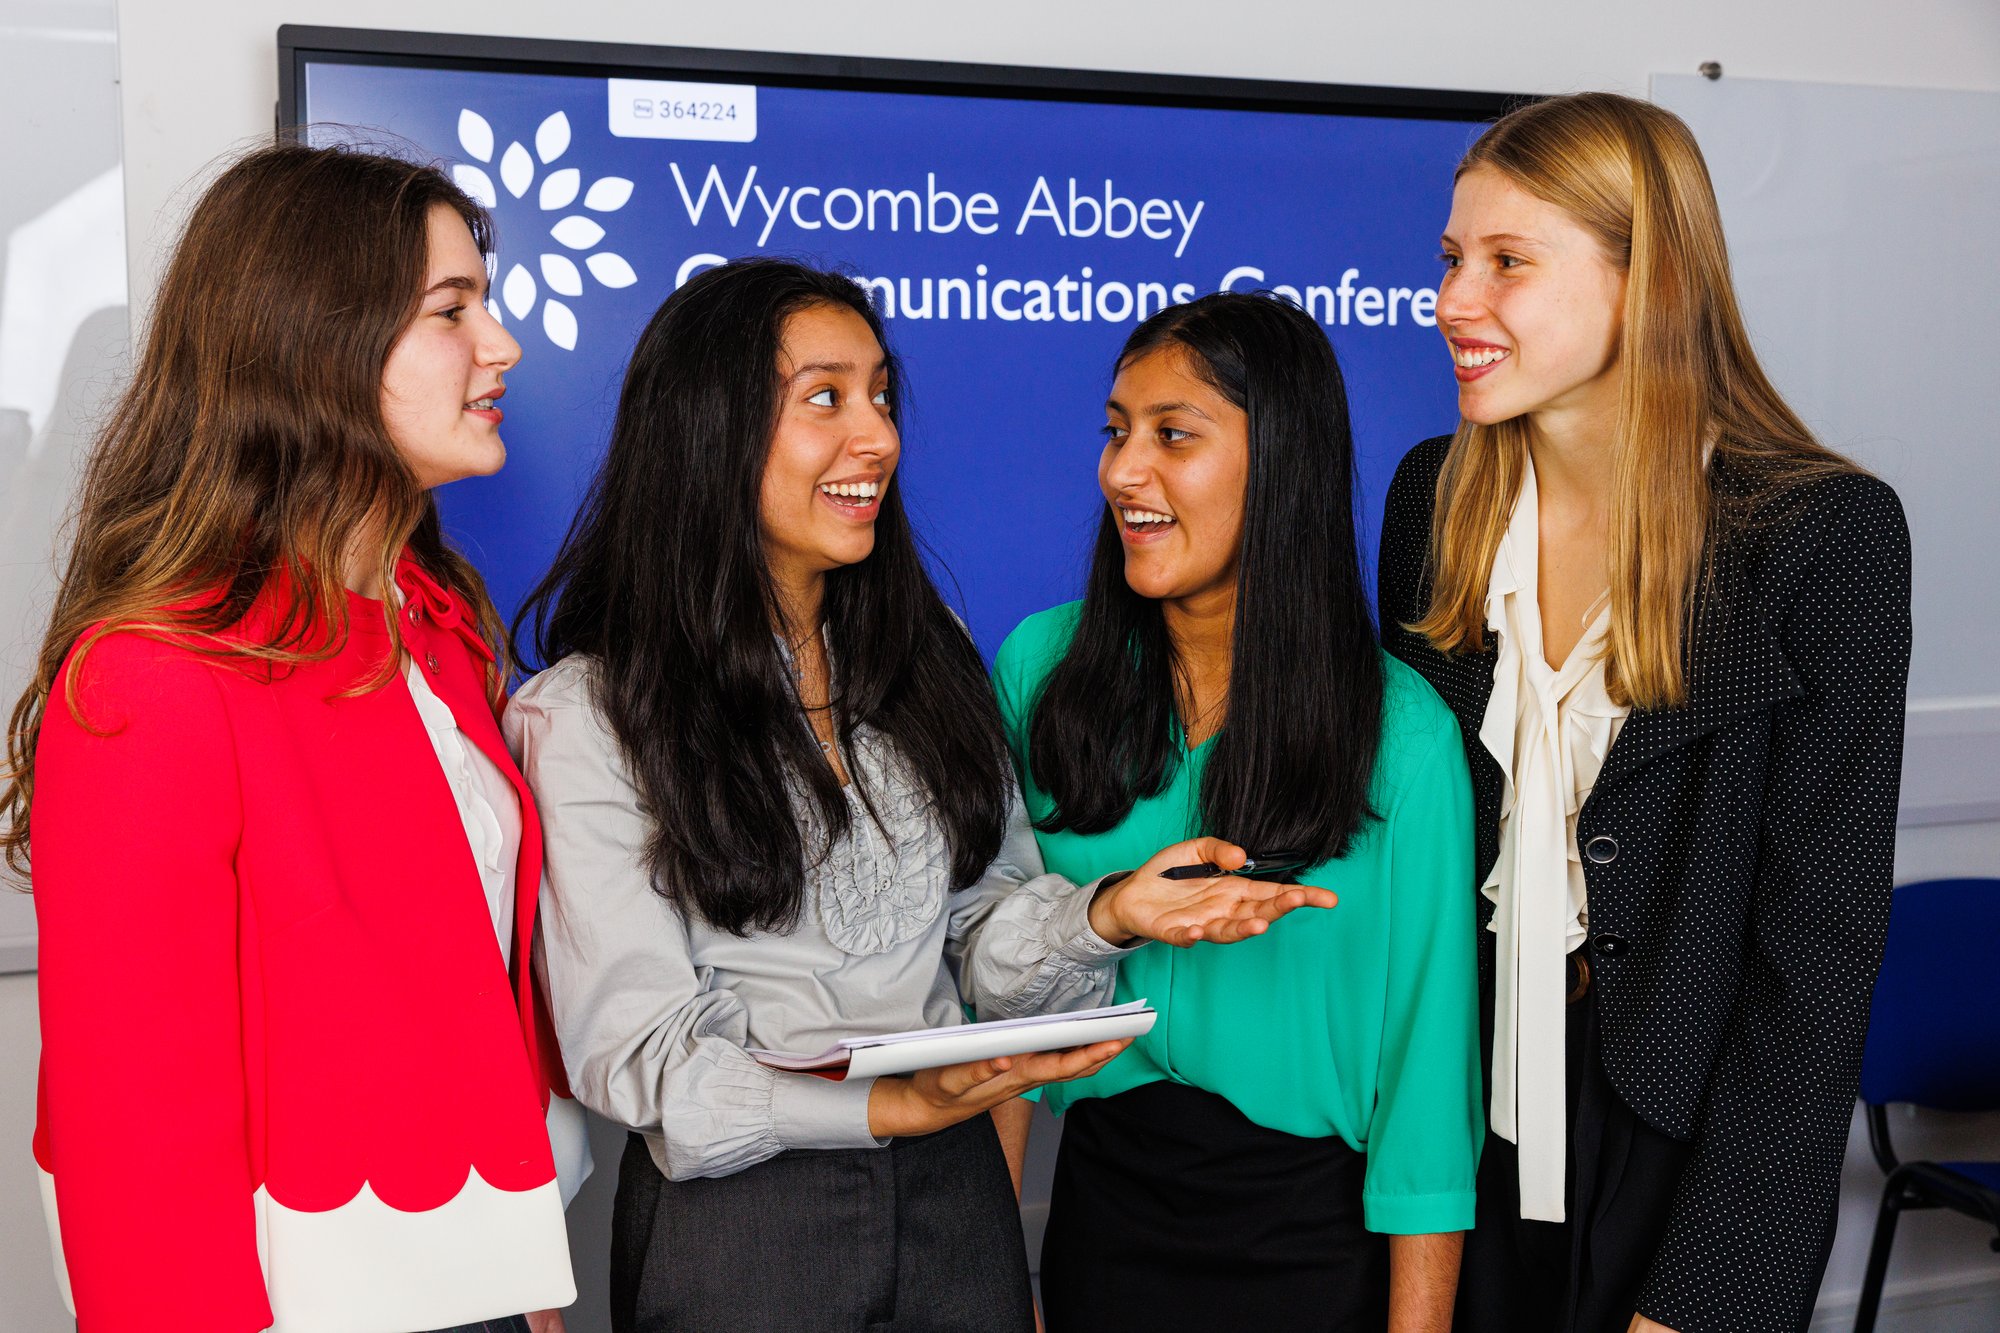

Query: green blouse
[993,602,1483,1234]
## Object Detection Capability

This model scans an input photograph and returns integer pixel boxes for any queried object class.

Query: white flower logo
[451,108,637,351]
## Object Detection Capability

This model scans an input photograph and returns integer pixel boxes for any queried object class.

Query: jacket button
[1592,931,1629,957]
[1585,835,1618,864]
[408,604,422,625]
[425,652,441,674]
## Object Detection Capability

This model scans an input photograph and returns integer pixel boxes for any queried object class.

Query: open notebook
[748,1000,1157,1081]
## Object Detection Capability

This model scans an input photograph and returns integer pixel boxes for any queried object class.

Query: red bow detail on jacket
[394,558,496,666]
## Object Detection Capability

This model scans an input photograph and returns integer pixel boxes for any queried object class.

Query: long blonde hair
[1412,92,1854,708]
[2,142,508,879]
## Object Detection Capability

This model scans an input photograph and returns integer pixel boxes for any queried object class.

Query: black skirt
[1454,989,1694,1333]
[610,1113,1035,1333]
[1039,1080,1389,1332]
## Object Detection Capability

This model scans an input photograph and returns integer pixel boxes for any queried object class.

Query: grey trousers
[610,1114,1035,1332]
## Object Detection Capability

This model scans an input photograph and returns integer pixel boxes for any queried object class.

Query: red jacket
[32,559,575,1332]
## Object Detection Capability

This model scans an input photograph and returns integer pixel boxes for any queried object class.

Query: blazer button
[425,652,441,674]
[1592,931,1629,957]
[1585,835,1618,865]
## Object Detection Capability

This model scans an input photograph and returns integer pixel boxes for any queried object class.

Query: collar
[391,556,495,666]
[1596,455,1801,786]
[1595,547,1797,787]
[1452,454,1800,791]
[1490,457,1534,604]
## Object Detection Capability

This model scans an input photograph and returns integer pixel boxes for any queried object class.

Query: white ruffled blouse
[404,652,593,1210]
[1477,458,1630,1223]
[404,657,521,963]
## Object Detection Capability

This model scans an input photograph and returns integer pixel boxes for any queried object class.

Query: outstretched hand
[867,1039,1133,1139]
[1087,837,1337,948]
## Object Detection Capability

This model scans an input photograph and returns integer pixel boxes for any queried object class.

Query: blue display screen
[300,57,1484,655]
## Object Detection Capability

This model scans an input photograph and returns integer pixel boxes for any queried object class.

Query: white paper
[748,1000,1156,1080]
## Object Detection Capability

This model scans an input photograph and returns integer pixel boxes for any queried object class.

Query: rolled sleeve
[1045,876,1140,964]
[949,793,1137,1019]
[769,1072,884,1150]
[1361,718,1483,1235]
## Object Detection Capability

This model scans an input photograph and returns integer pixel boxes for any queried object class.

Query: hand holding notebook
[748,999,1157,1080]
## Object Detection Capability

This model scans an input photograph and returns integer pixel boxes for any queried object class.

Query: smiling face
[758,302,900,593]
[1437,165,1627,436]
[1099,344,1250,608]
[378,204,522,488]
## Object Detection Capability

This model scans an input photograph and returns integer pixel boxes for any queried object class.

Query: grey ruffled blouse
[503,656,1132,1183]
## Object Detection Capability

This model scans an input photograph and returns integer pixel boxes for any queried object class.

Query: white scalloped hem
[41,1164,575,1331]
[38,1167,73,1314]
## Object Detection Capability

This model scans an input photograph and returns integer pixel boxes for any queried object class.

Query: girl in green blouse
[996,291,1481,1331]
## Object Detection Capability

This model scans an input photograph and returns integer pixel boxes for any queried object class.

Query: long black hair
[1026,291,1382,865]
[514,258,1011,936]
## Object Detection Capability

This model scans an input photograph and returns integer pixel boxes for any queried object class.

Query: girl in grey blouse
[506,260,1329,1332]
[505,654,1131,1183]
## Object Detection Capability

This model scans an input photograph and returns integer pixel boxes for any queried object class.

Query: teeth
[466,397,495,409]
[1121,508,1175,526]
[819,481,880,498]
[1453,347,1509,368]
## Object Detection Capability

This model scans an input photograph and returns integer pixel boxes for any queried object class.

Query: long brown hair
[2,140,508,878]
[1412,92,1855,708]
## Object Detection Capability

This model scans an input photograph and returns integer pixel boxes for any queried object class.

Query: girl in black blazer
[1378,93,1911,1333]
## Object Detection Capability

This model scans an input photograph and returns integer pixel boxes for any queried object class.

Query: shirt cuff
[769,1071,888,1151]
[1049,875,1145,964]
[1361,1187,1477,1235]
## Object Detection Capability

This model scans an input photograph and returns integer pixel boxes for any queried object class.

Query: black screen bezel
[278,25,1524,139]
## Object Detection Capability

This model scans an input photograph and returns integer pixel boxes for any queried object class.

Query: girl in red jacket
[3,143,576,1333]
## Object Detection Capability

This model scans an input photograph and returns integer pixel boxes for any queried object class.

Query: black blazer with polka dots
[1378,435,1912,1333]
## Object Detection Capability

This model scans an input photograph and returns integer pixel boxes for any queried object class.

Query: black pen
[1160,851,1310,881]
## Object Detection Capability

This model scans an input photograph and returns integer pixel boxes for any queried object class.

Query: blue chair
[1852,877,2000,1332]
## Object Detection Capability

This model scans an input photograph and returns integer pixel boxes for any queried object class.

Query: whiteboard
[1653,73,2000,826]
[0,0,131,972]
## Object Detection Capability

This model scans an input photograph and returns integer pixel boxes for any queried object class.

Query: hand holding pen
[1160,849,1315,881]
[1086,837,1336,949]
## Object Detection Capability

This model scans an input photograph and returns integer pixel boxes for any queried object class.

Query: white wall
[113,0,2000,320]
[0,0,129,973]
[3,1,1996,1329]
[0,974,67,1333]
[0,4,125,1324]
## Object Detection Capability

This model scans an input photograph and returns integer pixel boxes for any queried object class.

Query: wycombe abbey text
[665,164,1440,330]
[669,164,1207,256]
